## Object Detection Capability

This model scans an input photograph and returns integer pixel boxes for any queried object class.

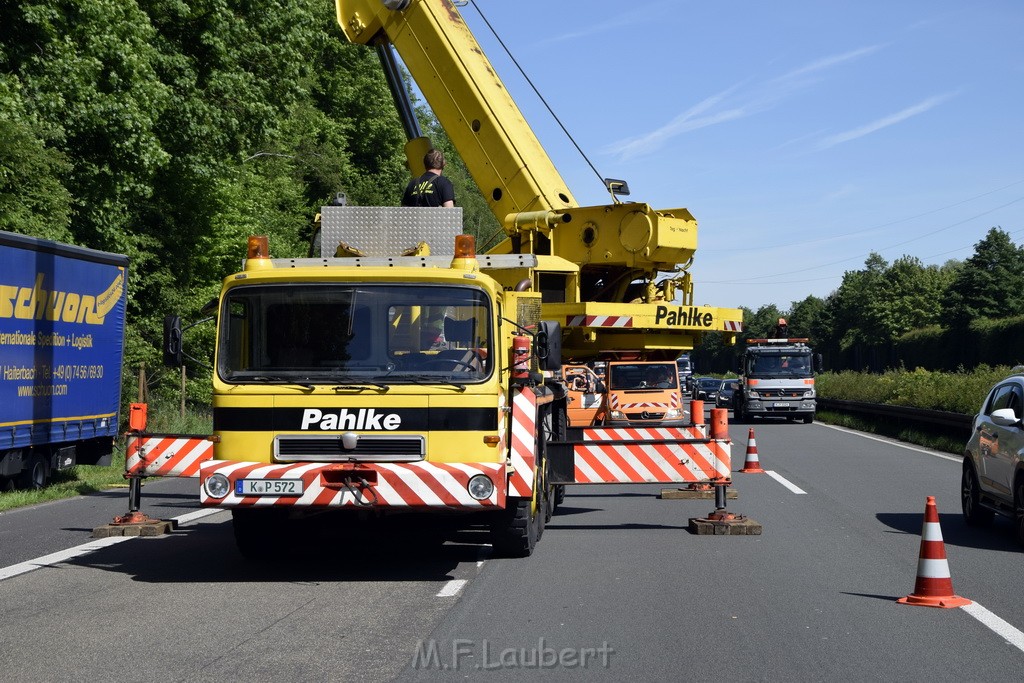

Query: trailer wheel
[17,454,48,490]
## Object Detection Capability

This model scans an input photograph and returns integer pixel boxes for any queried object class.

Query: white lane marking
[765,470,807,495]
[962,602,1024,653]
[817,423,962,462]
[436,579,467,597]
[0,507,226,583]
[172,508,224,525]
[0,536,133,581]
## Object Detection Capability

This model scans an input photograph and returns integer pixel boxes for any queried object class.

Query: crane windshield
[218,283,492,385]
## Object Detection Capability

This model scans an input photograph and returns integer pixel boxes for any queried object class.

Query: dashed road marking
[765,470,807,494]
[436,579,467,598]
[962,601,1024,653]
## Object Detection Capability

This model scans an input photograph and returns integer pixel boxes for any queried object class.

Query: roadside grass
[816,365,1012,415]
[813,365,1009,456]
[815,410,965,456]
[0,450,129,513]
[0,397,212,513]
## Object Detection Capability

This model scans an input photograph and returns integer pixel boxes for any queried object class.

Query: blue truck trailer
[0,231,128,490]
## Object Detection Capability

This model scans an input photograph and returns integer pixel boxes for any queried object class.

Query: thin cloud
[816,92,958,150]
[605,85,747,159]
[773,45,883,84]
[529,0,677,47]
[821,184,859,202]
[605,45,882,160]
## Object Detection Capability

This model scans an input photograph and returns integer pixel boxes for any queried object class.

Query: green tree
[4,0,171,255]
[745,304,785,339]
[830,252,889,349]
[789,295,828,346]
[942,227,1024,328]
[874,256,952,340]
[0,76,73,241]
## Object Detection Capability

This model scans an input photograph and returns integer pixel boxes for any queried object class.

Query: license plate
[236,479,304,496]
[773,402,790,407]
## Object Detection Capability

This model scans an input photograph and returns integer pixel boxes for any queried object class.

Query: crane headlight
[467,474,494,501]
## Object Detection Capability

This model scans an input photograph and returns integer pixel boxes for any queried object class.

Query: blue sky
[451,0,1024,312]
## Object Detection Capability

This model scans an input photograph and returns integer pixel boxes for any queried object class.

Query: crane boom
[339,0,576,219]
[335,0,743,358]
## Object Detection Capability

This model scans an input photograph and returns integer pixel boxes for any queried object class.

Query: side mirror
[991,408,1020,427]
[200,297,219,316]
[163,315,183,367]
[534,320,562,372]
[814,353,823,373]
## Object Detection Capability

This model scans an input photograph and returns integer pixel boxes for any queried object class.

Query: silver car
[962,373,1024,545]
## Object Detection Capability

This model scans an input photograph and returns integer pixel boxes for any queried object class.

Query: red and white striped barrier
[609,393,681,412]
[565,315,633,328]
[580,426,709,441]
[199,460,506,508]
[507,387,537,497]
[573,439,730,484]
[125,434,215,478]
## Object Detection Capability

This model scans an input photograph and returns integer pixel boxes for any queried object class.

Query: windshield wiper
[246,375,315,390]
[329,374,390,392]
[398,374,467,392]
[332,383,390,392]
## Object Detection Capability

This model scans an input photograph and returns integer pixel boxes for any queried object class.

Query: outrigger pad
[688,515,762,535]
[660,487,737,500]
[92,519,176,538]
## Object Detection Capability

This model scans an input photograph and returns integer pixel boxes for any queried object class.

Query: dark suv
[962,373,1024,545]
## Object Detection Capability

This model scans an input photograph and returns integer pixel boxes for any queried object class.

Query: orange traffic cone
[739,427,765,474]
[897,496,971,608]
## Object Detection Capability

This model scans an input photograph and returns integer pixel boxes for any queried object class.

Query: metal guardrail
[816,398,973,432]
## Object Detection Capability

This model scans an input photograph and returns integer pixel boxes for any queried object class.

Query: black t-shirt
[402,171,455,207]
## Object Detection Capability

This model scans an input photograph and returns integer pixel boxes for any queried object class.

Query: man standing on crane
[402,149,455,207]
[772,317,789,338]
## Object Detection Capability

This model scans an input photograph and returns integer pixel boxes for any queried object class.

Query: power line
[468,0,606,188]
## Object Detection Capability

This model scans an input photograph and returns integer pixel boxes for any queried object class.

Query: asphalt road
[2,419,1022,681]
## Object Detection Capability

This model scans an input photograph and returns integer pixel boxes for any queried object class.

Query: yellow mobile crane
[136,0,742,558]
[336,0,743,359]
